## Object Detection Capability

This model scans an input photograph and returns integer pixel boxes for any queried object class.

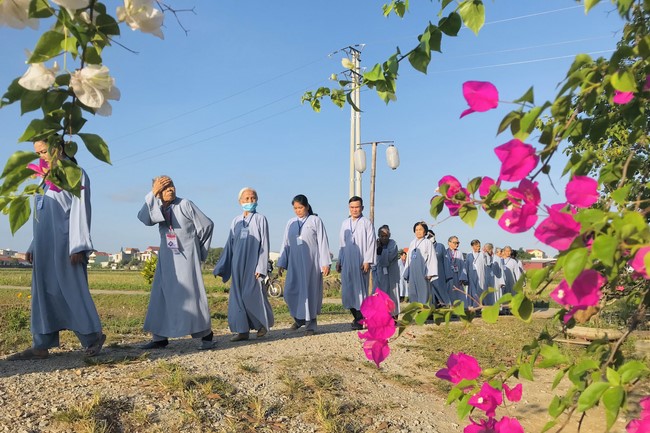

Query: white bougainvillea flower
[50,0,90,17]
[70,64,121,116]
[0,0,38,29]
[18,61,59,91]
[116,0,164,39]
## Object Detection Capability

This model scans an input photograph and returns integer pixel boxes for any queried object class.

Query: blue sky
[0,1,624,257]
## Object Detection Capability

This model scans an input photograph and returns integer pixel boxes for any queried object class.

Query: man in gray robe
[7,140,105,361]
[444,236,468,307]
[214,187,274,341]
[371,225,400,316]
[277,194,331,335]
[501,246,525,297]
[336,196,376,330]
[137,176,215,350]
[465,239,492,309]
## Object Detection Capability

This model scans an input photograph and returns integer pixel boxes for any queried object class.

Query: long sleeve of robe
[373,239,400,314]
[213,212,274,333]
[30,170,102,336]
[277,215,331,321]
[137,193,214,338]
[338,215,376,310]
[405,238,438,304]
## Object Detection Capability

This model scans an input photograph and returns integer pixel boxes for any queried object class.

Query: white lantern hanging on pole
[386,144,400,170]
[354,147,367,173]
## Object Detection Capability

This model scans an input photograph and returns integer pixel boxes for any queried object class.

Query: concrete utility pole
[344,45,363,199]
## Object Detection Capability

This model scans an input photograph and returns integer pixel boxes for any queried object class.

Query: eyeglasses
[451,241,459,244]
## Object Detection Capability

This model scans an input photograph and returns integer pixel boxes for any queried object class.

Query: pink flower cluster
[627,396,650,433]
[357,290,396,367]
[27,159,62,192]
[613,75,650,105]
[460,81,499,118]
[436,175,470,216]
[436,352,524,433]
[629,246,650,280]
[550,269,607,323]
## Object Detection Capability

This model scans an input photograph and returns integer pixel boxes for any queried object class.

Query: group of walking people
[6,139,524,361]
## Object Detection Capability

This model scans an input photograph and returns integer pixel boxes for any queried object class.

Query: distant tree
[141,256,158,285]
[515,248,534,260]
[205,248,223,267]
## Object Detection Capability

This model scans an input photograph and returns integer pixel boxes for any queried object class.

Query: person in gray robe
[336,196,376,330]
[214,187,274,341]
[277,194,331,335]
[501,246,525,297]
[7,139,105,361]
[397,250,408,301]
[465,239,492,309]
[371,225,400,316]
[444,236,468,307]
[427,230,449,307]
[481,243,502,306]
[404,222,438,305]
[137,176,215,350]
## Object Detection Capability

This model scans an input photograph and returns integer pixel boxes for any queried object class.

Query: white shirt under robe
[214,212,274,333]
[138,192,214,338]
[444,248,468,306]
[405,238,438,304]
[29,170,102,337]
[338,215,376,310]
[277,214,331,322]
[371,238,400,315]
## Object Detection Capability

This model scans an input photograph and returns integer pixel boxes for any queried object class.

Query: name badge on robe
[382,267,388,275]
[412,251,418,259]
[240,228,249,239]
[35,195,44,210]
[166,232,179,251]
[452,264,459,273]
[297,237,303,245]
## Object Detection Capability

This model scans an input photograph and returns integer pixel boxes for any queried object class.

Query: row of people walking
[6,139,523,360]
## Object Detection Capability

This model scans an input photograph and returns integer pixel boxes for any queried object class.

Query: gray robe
[502,257,524,296]
[398,258,408,298]
[138,192,214,338]
[371,238,400,314]
[338,215,376,310]
[466,251,491,308]
[29,170,102,337]
[430,241,449,306]
[277,215,331,322]
[405,238,438,304]
[214,212,274,333]
[444,248,468,306]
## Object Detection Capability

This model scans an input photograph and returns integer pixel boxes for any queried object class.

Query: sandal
[6,348,49,361]
[84,333,106,357]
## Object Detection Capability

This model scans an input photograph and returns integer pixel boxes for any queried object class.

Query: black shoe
[201,331,214,341]
[351,321,363,330]
[140,339,168,350]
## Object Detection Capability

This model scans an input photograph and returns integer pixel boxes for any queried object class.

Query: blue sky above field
[0,1,624,257]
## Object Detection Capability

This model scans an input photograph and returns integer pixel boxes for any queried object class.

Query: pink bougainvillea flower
[644,76,650,91]
[437,175,470,216]
[357,290,396,367]
[460,81,499,118]
[436,352,482,384]
[26,159,62,192]
[627,397,650,433]
[509,179,541,207]
[550,269,606,311]
[464,417,496,433]
[479,176,497,198]
[534,205,581,250]
[498,203,538,233]
[629,246,650,280]
[613,90,634,105]
[566,176,599,208]
[503,383,523,402]
[494,139,539,182]
[495,416,525,433]
[469,382,503,417]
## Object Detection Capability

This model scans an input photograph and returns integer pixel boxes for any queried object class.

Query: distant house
[526,249,546,259]
[89,251,110,268]
[0,248,17,257]
[522,258,556,271]
[0,255,17,267]
[140,246,160,262]
[110,247,139,265]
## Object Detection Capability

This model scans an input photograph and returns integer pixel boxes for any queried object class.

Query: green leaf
[528,267,551,290]
[1,151,37,179]
[497,111,521,135]
[0,167,33,196]
[541,420,557,433]
[29,30,65,63]
[414,307,431,325]
[17,118,61,143]
[20,89,46,115]
[96,13,121,36]
[584,0,602,13]
[548,395,565,417]
[510,292,533,322]
[611,184,632,206]
[456,392,472,419]
[514,87,534,104]
[363,64,383,82]
[618,360,650,385]
[563,248,589,285]
[430,195,445,219]
[577,381,610,412]
[438,12,461,36]
[538,344,569,368]
[601,386,624,430]
[481,304,499,323]
[8,196,31,234]
[1,78,26,108]
[29,0,54,18]
[459,204,478,227]
[605,367,621,386]
[60,159,82,189]
[84,46,102,65]
[568,359,600,385]
[518,361,534,381]
[78,133,111,164]
[408,45,431,74]
[466,177,482,195]
[592,235,617,267]
[458,0,485,35]
[552,369,566,390]
[610,70,637,92]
